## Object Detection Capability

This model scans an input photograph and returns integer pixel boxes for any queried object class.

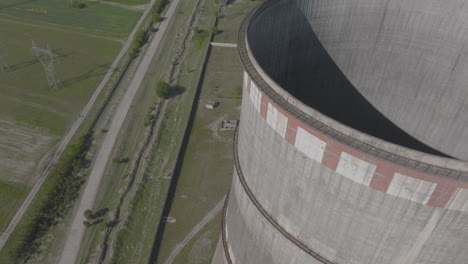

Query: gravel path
[164,198,226,264]
[58,0,182,263]
[0,0,156,253]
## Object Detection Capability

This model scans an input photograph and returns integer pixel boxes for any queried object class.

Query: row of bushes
[129,28,148,58]
[152,0,169,22]
[15,133,92,262]
[129,0,170,58]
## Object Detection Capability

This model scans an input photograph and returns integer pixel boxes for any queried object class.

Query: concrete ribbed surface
[248,0,468,159]
[212,1,468,263]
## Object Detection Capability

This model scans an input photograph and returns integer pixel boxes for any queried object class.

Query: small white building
[205,100,219,109]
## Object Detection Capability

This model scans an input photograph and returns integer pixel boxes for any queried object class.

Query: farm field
[0,0,141,36]
[0,0,139,235]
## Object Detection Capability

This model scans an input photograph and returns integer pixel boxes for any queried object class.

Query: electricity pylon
[32,41,60,90]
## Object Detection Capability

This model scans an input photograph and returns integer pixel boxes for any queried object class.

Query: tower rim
[237,0,468,180]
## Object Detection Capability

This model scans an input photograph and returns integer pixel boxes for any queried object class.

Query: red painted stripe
[260,93,268,120]
[285,117,298,146]
[427,182,458,207]
[322,142,341,170]
[251,78,467,209]
[370,164,394,193]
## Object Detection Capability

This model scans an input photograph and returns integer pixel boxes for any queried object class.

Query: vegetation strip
[57,0,183,262]
[98,0,202,264]
[97,102,163,263]
[75,0,213,262]
[148,5,222,263]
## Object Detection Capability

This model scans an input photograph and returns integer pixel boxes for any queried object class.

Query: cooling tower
[211,0,468,263]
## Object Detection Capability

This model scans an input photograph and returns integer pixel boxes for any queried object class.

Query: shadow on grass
[92,208,109,219]
[147,42,215,264]
[169,85,186,98]
[6,51,68,73]
[61,63,110,87]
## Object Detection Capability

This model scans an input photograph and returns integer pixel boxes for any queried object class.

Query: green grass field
[0,0,138,237]
[0,19,121,135]
[0,181,28,233]
[155,46,243,264]
[214,0,260,43]
[0,0,141,35]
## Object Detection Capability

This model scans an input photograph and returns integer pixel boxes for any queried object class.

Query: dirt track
[163,198,225,264]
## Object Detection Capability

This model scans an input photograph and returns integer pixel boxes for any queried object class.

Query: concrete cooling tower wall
[211,0,468,263]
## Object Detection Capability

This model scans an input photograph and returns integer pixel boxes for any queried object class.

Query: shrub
[84,209,93,220]
[152,13,161,24]
[193,29,210,49]
[144,112,154,127]
[211,26,220,35]
[70,0,85,8]
[155,81,171,99]
[129,29,147,58]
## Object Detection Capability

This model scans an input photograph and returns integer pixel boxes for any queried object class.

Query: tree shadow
[92,208,109,218]
[168,85,186,98]
[5,58,39,72]
[91,219,103,226]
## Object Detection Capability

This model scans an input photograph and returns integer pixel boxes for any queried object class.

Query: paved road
[58,0,182,263]
[0,0,156,251]
[164,198,226,264]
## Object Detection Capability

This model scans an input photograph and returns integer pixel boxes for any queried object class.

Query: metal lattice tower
[32,41,60,89]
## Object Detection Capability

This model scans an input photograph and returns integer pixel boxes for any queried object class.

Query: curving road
[58,0,182,263]
[0,0,156,253]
